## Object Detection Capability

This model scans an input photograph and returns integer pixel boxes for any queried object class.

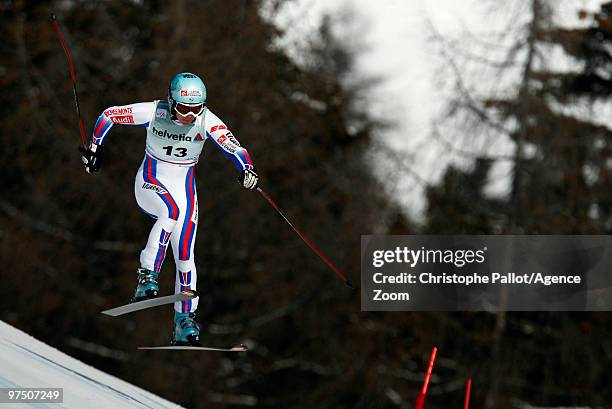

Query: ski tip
[100,310,120,317]
[231,344,248,352]
[345,279,355,290]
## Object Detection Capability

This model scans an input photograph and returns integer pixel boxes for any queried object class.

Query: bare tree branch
[0,199,139,253]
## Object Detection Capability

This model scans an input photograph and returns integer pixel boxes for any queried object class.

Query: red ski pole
[463,378,472,409]
[50,13,87,147]
[256,187,354,289]
[414,347,437,409]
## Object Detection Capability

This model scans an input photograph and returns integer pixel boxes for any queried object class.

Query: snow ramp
[0,320,183,408]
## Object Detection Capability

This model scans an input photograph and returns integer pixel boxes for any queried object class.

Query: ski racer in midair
[80,73,258,346]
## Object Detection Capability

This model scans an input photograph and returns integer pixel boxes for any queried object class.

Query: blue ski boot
[130,268,160,303]
[172,311,201,346]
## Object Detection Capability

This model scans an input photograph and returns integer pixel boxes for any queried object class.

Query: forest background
[2,0,611,408]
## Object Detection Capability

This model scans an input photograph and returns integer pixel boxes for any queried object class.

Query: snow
[0,320,183,409]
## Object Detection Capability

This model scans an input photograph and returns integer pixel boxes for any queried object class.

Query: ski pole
[50,13,87,147]
[463,378,472,409]
[414,347,437,409]
[256,186,354,289]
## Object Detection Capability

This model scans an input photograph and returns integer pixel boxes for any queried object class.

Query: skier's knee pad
[175,260,196,274]
[160,216,180,233]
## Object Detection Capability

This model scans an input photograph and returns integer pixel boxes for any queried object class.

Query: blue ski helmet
[168,72,207,113]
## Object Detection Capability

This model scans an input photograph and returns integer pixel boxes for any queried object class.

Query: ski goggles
[175,102,204,117]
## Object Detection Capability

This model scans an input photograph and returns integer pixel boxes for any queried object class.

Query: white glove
[238,169,258,189]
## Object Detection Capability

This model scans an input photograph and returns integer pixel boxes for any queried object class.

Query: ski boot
[130,267,160,303]
[172,311,201,346]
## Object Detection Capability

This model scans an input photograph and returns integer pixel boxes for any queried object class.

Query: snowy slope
[0,320,183,409]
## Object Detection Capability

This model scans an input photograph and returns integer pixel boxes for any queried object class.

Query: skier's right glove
[79,144,103,173]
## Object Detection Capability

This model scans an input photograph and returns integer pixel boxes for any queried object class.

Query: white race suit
[91,101,255,312]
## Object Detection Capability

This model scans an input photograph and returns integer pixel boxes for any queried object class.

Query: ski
[101,290,198,317]
[138,344,248,352]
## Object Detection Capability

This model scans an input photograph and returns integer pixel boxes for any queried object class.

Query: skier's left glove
[79,144,103,173]
[238,168,258,189]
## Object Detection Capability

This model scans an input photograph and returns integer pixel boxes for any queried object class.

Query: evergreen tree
[1,1,405,408]
[425,1,612,407]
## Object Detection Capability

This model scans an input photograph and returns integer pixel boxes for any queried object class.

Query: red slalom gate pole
[414,347,437,409]
[463,378,472,409]
[50,13,88,147]
[256,187,354,289]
